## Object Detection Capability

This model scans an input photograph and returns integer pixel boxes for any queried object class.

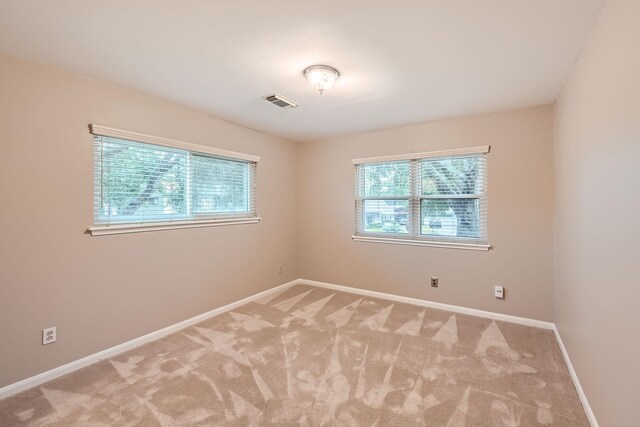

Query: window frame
[353,146,491,251]
[88,124,260,236]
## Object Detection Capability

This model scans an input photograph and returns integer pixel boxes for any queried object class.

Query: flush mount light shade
[304,65,340,94]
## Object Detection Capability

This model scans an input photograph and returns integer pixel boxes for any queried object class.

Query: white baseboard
[297,278,555,330]
[297,278,596,426]
[552,326,598,427]
[0,279,298,400]
[1,277,597,427]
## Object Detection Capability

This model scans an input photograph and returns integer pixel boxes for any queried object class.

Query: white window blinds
[354,146,489,249]
[90,125,258,234]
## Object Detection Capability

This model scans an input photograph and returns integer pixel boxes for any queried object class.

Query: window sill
[88,217,260,236]
[352,235,491,251]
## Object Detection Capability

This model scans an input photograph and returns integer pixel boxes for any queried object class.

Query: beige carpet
[0,284,588,426]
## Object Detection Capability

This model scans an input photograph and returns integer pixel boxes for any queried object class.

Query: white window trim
[89,124,261,163]
[352,145,489,165]
[352,235,491,251]
[88,217,260,236]
[89,124,260,236]
[353,145,491,251]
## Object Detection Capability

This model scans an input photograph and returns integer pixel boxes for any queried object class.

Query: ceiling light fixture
[304,65,340,94]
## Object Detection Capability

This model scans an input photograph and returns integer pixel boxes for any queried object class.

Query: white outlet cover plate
[42,327,56,345]
[495,286,504,299]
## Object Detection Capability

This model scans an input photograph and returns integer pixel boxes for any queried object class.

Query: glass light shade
[304,65,340,94]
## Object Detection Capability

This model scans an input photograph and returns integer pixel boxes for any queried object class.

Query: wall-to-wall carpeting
[0,285,586,426]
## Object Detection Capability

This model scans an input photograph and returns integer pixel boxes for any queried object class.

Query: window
[89,125,259,235]
[354,146,490,250]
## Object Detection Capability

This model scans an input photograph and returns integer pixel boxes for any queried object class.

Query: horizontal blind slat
[93,135,258,225]
[354,152,488,244]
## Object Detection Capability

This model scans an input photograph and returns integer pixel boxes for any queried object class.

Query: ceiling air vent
[264,94,298,109]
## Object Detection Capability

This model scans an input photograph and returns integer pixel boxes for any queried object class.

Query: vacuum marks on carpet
[0,285,588,426]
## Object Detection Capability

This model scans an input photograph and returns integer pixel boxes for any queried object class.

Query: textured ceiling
[0,0,604,141]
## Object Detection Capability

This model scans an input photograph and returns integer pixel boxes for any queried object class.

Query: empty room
[0,1,638,426]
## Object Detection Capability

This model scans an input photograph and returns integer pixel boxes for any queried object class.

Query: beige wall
[10,8,637,409]
[553,0,640,425]
[0,54,299,387]
[299,106,554,321]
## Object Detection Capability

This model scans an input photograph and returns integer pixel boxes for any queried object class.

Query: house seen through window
[354,147,488,247]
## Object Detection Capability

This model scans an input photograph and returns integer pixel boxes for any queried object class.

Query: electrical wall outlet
[277,265,283,274]
[42,327,56,345]
[495,285,504,299]
[431,277,439,288]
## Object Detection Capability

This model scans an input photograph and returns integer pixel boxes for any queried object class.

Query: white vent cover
[264,94,298,109]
